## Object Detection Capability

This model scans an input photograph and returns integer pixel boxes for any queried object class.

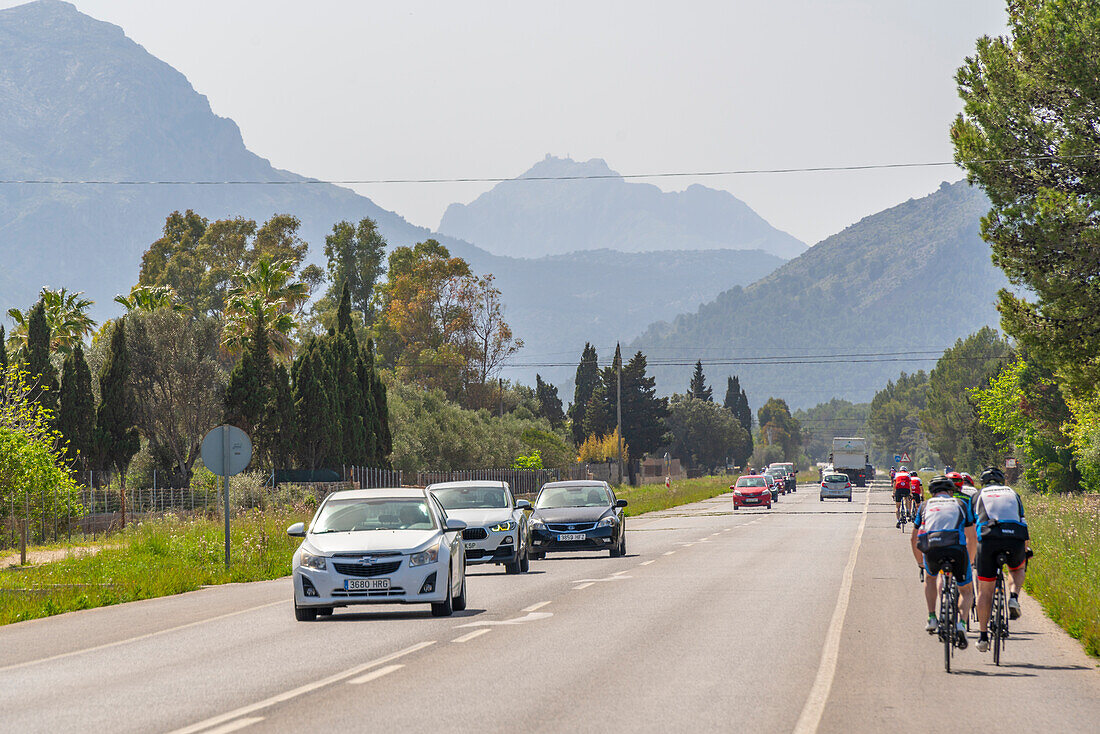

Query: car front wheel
[431,566,455,617]
[294,603,317,622]
[453,575,467,612]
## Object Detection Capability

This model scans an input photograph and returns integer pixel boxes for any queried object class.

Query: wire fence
[1,464,595,555]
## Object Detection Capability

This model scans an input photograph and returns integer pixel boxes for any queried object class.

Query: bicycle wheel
[992,575,1005,666]
[940,572,955,673]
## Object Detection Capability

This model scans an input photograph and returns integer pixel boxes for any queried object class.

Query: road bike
[936,557,964,673]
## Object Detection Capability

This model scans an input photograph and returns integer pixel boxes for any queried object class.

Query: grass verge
[1024,492,1100,657]
[0,507,306,627]
[617,475,733,517]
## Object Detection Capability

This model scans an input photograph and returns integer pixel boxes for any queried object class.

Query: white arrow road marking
[455,611,553,628]
[348,664,404,685]
[452,629,491,643]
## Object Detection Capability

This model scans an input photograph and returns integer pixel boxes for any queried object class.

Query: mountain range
[629,180,1008,408]
[438,155,806,259]
[0,0,785,383]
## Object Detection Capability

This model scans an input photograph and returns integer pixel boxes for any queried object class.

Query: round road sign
[201,425,253,477]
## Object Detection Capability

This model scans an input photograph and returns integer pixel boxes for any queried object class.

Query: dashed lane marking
[202,717,264,734]
[574,582,594,590]
[663,551,675,556]
[348,664,404,685]
[167,641,436,734]
[451,629,491,644]
[456,612,553,628]
[639,560,656,566]
[522,601,551,612]
[612,570,631,576]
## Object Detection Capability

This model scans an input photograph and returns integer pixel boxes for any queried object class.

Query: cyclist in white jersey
[973,466,1030,653]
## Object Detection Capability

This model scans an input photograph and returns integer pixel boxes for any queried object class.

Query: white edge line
[612,570,631,576]
[168,641,436,734]
[522,601,551,612]
[0,600,286,674]
[452,628,492,644]
[348,664,404,685]
[792,487,870,734]
[574,582,594,590]
[201,717,265,734]
[663,551,675,556]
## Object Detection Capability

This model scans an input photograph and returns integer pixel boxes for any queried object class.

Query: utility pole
[616,345,623,486]
[499,377,504,419]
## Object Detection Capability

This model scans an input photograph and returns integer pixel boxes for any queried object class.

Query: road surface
[2,481,1098,733]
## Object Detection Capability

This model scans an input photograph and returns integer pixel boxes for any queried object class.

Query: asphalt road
[2,481,1098,733]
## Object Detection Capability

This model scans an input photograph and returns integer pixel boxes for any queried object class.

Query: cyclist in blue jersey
[973,466,1030,653]
[911,475,977,647]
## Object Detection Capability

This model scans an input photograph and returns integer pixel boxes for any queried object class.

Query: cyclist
[911,475,977,647]
[973,466,1030,653]
[893,468,911,527]
[908,472,923,518]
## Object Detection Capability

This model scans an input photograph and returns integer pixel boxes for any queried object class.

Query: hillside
[629,180,1009,408]
[438,155,806,259]
[0,0,784,380]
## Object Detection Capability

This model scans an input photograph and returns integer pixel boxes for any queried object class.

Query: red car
[732,475,773,509]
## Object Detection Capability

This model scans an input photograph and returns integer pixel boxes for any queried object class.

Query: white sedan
[428,480,531,573]
[288,487,468,620]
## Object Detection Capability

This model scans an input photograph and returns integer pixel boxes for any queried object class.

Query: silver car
[428,480,531,574]
[819,472,853,502]
[288,487,468,620]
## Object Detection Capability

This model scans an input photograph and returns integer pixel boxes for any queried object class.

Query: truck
[829,437,870,487]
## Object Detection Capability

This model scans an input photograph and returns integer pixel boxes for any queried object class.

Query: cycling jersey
[893,474,911,491]
[914,494,974,551]
[974,485,1028,541]
[909,478,922,496]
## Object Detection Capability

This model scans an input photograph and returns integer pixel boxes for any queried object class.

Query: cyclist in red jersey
[908,472,923,516]
[893,469,911,527]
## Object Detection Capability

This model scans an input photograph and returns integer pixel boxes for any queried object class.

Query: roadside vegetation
[618,475,732,517]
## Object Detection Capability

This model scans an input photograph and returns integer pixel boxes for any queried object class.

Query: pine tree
[224,314,274,450]
[535,374,566,428]
[25,300,59,417]
[723,375,753,433]
[688,360,712,401]
[58,344,96,470]
[620,351,668,457]
[95,321,140,526]
[570,343,599,445]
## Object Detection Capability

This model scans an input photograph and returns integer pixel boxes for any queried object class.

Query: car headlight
[530,518,546,529]
[733,489,743,496]
[490,521,517,532]
[597,516,617,527]
[409,541,440,567]
[299,551,327,571]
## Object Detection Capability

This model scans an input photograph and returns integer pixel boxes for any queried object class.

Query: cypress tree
[0,324,7,373]
[688,360,712,401]
[570,343,599,445]
[332,332,368,465]
[620,351,668,457]
[59,344,96,470]
[535,374,565,428]
[224,314,274,461]
[292,338,337,470]
[723,375,753,433]
[357,348,382,464]
[25,300,59,417]
[366,339,392,466]
[95,321,139,526]
[336,281,354,339]
[266,364,295,468]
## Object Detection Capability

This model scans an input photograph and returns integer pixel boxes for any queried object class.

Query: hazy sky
[6,0,1007,245]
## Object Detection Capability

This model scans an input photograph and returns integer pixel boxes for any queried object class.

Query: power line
[1,153,1095,186]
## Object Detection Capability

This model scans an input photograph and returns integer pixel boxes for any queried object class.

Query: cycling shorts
[893,487,909,502]
[910,489,922,500]
[923,546,972,586]
[976,537,1027,582]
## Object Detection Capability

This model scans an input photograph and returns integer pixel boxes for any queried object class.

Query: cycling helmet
[946,471,965,489]
[980,466,1005,486]
[909,471,918,477]
[928,475,955,495]
[961,472,975,487]
[899,466,907,473]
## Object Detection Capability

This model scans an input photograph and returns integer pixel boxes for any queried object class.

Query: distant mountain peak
[519,155,617,179]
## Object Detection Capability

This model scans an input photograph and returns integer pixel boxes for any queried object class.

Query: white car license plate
[464,541,477,549]
[744,497,759,503]
[344,578,390,591]
[557,533,586,542]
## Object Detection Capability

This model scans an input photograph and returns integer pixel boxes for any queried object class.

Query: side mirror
[614,499,628,508]
[515,499,532,511]
[445,518,468,532]
[287,522,306,538]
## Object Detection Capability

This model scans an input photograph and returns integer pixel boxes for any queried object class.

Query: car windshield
[432,486,509,510]
[311,498,436,533]
[736,477,766,488]
[536,486,611,509]
[825,474,848,483]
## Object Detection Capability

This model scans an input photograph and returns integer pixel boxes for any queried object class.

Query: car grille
[332,587,406,598]
[463,528,488,540]
[547,522,597,532]
[332,560,402,578]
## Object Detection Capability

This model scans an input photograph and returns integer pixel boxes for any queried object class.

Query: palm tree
[114,285,187,313]
[6,287,97,356]
[223,257,305,357]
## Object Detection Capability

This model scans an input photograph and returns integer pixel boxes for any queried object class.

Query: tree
[620,351,668,457]
[223,256,308,357]
[757,397,802,460]
[534,374,566,429]
[869,371,931,467]
[126,311,226,487]
[267,364,296,468]
[224,314,275,458]
[951,0,1100,399]
[114,284,186,313]
[95,321,139,525]
[665,394,752,469]
[459,274,523,405]
[723,375,753,434]
[0,325,6,372]
[688,361,712,401]
[570,343,599,445]
[7,288,96,357]
[323,217,387,323]
[583,345,621,441]
[291,338,338,469]
[23,300,58,419]
[58,344,96,470]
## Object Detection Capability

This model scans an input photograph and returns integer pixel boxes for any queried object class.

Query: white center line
[202,717,264,734]
[574,582,594,589]
[639,560,656,566]
[452,629,491,644]
[663,551,675,556]
[522,601,551,612]
[612,570,631,576]
[348,664,404,685]
[792,487,871,734]
[168,641,436,734]
[0,599,286,674]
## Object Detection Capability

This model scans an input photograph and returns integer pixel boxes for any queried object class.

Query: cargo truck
[829,437,870,487]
